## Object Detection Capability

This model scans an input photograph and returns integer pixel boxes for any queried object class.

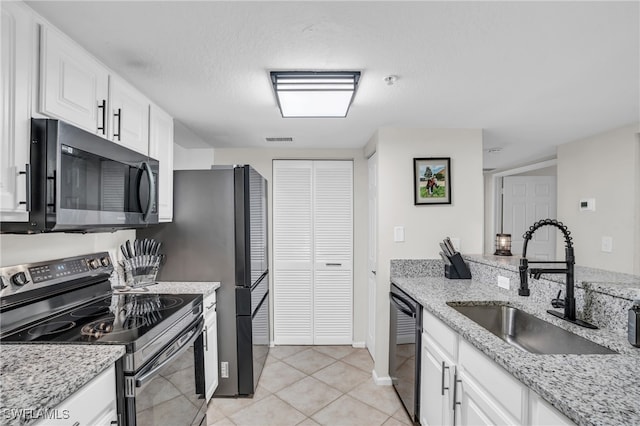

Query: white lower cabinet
[420,333,454,426]
[203,291,219,402]
[35,365,117,426]
[421,308,575,426]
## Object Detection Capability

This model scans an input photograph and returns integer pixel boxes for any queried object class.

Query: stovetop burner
[71,305,111,318]
[27,321,76,337]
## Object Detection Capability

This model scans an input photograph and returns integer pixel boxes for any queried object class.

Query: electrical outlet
[221,361,229,378]
[601,236,613,253]
[497,275,510,290]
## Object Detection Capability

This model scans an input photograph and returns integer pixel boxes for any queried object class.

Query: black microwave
[2,119,159,233]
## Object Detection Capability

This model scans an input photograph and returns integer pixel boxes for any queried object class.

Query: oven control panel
[0,252,114,298]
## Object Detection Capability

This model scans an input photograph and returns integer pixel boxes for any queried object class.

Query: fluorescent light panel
[271,71,361,118]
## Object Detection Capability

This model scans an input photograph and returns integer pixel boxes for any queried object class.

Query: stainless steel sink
[447,303,617,355]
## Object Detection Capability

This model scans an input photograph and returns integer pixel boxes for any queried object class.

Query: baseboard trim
[352,341,366,348]
[372,369,392,386]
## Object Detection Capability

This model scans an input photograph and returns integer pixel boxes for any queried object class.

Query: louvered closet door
[313,161,353,344]
[273,160,353,345]
[273,161,314,344]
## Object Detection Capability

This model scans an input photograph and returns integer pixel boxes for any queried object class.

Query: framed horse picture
[413,157,451,205]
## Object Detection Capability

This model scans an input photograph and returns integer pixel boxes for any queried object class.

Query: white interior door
[367,153,377,359]
[503,176,557,259]
[273,161,314,344]
[313,161,353,345]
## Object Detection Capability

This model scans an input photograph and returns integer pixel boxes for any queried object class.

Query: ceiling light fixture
[270,71,361,118]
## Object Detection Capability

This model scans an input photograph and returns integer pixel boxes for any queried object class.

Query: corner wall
[213,148,369,346]
[557,123,640,274]
[372,127,484,378]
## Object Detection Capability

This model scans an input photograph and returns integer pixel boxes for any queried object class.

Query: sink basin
[447,303,617,355]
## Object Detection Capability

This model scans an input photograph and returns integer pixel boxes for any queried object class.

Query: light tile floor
[206,346,412,426]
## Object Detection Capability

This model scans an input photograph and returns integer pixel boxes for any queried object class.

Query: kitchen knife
[440,242,453,258]
[439,251,452,265]
[120,245,129,260]
[154,241,162,256]
[444,237,457,255]
[126,240,134,259]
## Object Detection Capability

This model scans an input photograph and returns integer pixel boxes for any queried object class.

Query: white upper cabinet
[39,25,109,136]
[109,75,149,155]
[1,1,33,221]
[149,104,174,222]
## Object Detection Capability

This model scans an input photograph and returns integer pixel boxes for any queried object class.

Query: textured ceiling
[26,1,639,169]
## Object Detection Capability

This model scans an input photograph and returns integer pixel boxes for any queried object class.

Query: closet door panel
[313,161,353,343]
[273,160,313,344]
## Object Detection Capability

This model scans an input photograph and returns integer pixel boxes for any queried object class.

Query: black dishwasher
[389,284,421,425]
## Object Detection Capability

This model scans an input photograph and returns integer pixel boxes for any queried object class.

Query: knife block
[445,253,472,279]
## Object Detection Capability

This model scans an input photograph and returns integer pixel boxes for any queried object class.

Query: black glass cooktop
[1,293,202,349]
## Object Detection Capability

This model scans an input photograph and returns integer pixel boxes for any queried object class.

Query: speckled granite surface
[390,259,443,277]
[114,281,220,296]
[391,275,640,426]
[0,344,125,426]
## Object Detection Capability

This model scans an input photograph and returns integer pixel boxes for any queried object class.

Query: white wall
[173,143,215,170]
[213,148,369,345]
[371,127,484,378]
[0,230,135,267]
[557,123,640,274]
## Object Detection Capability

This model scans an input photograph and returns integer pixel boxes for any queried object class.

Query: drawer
[458,339,527,423]
[423,308,457,360]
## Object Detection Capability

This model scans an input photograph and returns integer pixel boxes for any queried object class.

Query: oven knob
[88,258,100,270]
[100,256,111,267]
[11,272,29,286]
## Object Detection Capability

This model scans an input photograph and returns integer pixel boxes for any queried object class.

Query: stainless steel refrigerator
[137,166,269,397]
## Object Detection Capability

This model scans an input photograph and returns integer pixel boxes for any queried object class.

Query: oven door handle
[135,318,203,388]
[389,293,416,318]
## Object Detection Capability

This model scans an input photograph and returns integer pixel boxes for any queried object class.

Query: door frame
[489,159,557,254]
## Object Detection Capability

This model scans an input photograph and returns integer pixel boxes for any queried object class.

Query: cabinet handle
[452,366,462,425]
[441,361,450,395]
[72,422,80,426]
[113,108,122,141]
[18,164,31,212]
[97,99,106,135]
[326,263,342,266]
[206,302,215,310]
[204,325,208,351]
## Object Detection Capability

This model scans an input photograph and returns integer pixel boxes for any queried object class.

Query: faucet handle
[551,290,565,308]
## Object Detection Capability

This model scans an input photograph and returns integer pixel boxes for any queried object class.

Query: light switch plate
[601,236,613,253]
[394,226,405,242]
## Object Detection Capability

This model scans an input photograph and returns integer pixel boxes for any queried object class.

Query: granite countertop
[391,275,640,426]
[465,254,640,300]
[113,281,220,297]
[0,344,125,426]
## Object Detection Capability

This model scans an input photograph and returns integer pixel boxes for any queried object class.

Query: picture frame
[413,157,451,205]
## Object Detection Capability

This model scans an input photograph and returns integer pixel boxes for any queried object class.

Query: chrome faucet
[518,219,597,329]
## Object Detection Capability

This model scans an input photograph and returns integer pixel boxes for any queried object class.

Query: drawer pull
[441,361,450,395]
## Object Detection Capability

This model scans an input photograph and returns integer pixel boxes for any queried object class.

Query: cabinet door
[1,1,32,221]
[109,75,149,155]
[149,104,174,222]
[529,392,575,426]
[457,369,515,426]
[421,334,454,426]
[39,25,109,135]
[313,160,353,344]
[204,307,218,402]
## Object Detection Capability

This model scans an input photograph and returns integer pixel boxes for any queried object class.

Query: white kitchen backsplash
[0,229,135,267]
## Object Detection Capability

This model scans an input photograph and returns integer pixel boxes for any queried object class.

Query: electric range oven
[0,252,206,426]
